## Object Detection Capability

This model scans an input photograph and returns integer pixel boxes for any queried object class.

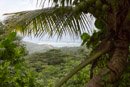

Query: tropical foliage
[4,0,130,87]
[25,48,90,87]
[0,23,36,87]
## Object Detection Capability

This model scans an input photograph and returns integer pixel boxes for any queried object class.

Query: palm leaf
[36,0,75,7]
[4,1,94,38]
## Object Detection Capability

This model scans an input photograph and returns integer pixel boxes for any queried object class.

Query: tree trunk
[108,30,129,85]
[86,29,129,87]
[86,1,130,86]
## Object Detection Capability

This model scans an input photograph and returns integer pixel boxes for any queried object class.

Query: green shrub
[0,31,36,87]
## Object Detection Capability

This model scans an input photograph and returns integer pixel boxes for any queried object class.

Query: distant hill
[22,41,54,54]
[22,41,86,54]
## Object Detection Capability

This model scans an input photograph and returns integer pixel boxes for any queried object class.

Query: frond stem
[55,40,111,87]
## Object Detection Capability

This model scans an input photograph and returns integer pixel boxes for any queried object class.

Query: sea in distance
[22,34,82,47]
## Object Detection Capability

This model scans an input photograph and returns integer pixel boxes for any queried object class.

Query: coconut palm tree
[4,0,130,87]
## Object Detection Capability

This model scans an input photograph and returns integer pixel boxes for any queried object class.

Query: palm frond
[4,1,94,38]
[36,0,76,7]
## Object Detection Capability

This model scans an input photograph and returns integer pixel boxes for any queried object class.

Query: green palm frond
[4,1,94,38]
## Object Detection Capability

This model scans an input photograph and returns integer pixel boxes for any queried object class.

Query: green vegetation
[0,22,93,87]
[4,0,130,86]
[0,23,36,87]
[25,47,90,87]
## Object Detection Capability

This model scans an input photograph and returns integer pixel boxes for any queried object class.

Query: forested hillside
[25,47,90,87]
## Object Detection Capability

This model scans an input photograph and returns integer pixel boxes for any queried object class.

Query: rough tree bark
[86,1,130,87]
[86,30,129,87]
[108,30,129,84]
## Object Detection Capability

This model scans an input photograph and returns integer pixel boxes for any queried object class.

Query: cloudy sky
[0,0,38,20]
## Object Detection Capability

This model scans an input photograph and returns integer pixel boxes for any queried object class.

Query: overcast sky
[0,0,39,20]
